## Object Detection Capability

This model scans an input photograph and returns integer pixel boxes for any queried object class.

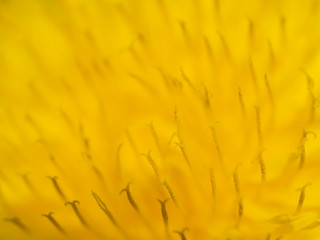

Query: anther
[4,217,30,234]
[42,212,66,235]
[157,199,170,232]
[120,182,140,213]
[141,151,160,180]
[255,106,262,147]
[65,200,88,228]
[296,183,311,214]
[173,228,188,240]
[47,176,66,201]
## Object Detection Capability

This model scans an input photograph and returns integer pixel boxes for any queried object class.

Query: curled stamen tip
[47,176,58,180]
[42,212,54,217]
[173,228,189,240]
[297,183,312,191]
[157,198,170,204]
[65,200,80,206]
[120,182,133,195]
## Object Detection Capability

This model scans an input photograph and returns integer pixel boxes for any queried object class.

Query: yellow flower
[1,0,320,239]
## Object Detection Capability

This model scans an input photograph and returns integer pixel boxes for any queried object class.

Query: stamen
[299,143,306,170]
[79,123,90,153]
[247,18,254,45]
[60,108,74,132]
[264,74,274,108]
[157,199,170,232]
[4,217,30,234]
[141,151,160,180]
[209,126,223,162]
[167,132,177,145]
[249,57,258,90]
[91,164,105,182]
[300,70,318,122]
[255,151,266,182]
[162,180,180,209]
[214,0,220,16]
[42,212,66,235]
[65,200,88,228]
[91,191,119,228]
[173,228,188,240]
[201,83,211,108]
[116,143,124,178]
[265,233,271,240]
[174,107,182,140]
[180,68,197,95]
[203,37,214,62]
[233,166,241,196]
[127,72,156,94]
[267,40,275,68]
[147,121,163,157]
[176,142,193,171]
[280,15,286,43]
[120,182,140,213]
[179,21,189,41]
[296,183,311,214]
[155,67,170,89]
[47,176,66,201]
[209,168,216,201]
[22,174,37,196]
[238,86,246,117]
[218,32,231,60]
[298,129,316,170]
[237,197,244,226]
[310,93,319,123]
[255,106,262,147]
[126,129,140,159]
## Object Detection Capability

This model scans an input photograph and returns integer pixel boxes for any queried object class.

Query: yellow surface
[0,0,320,239]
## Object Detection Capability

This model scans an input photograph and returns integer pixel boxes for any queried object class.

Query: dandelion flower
[1,0,320,239]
